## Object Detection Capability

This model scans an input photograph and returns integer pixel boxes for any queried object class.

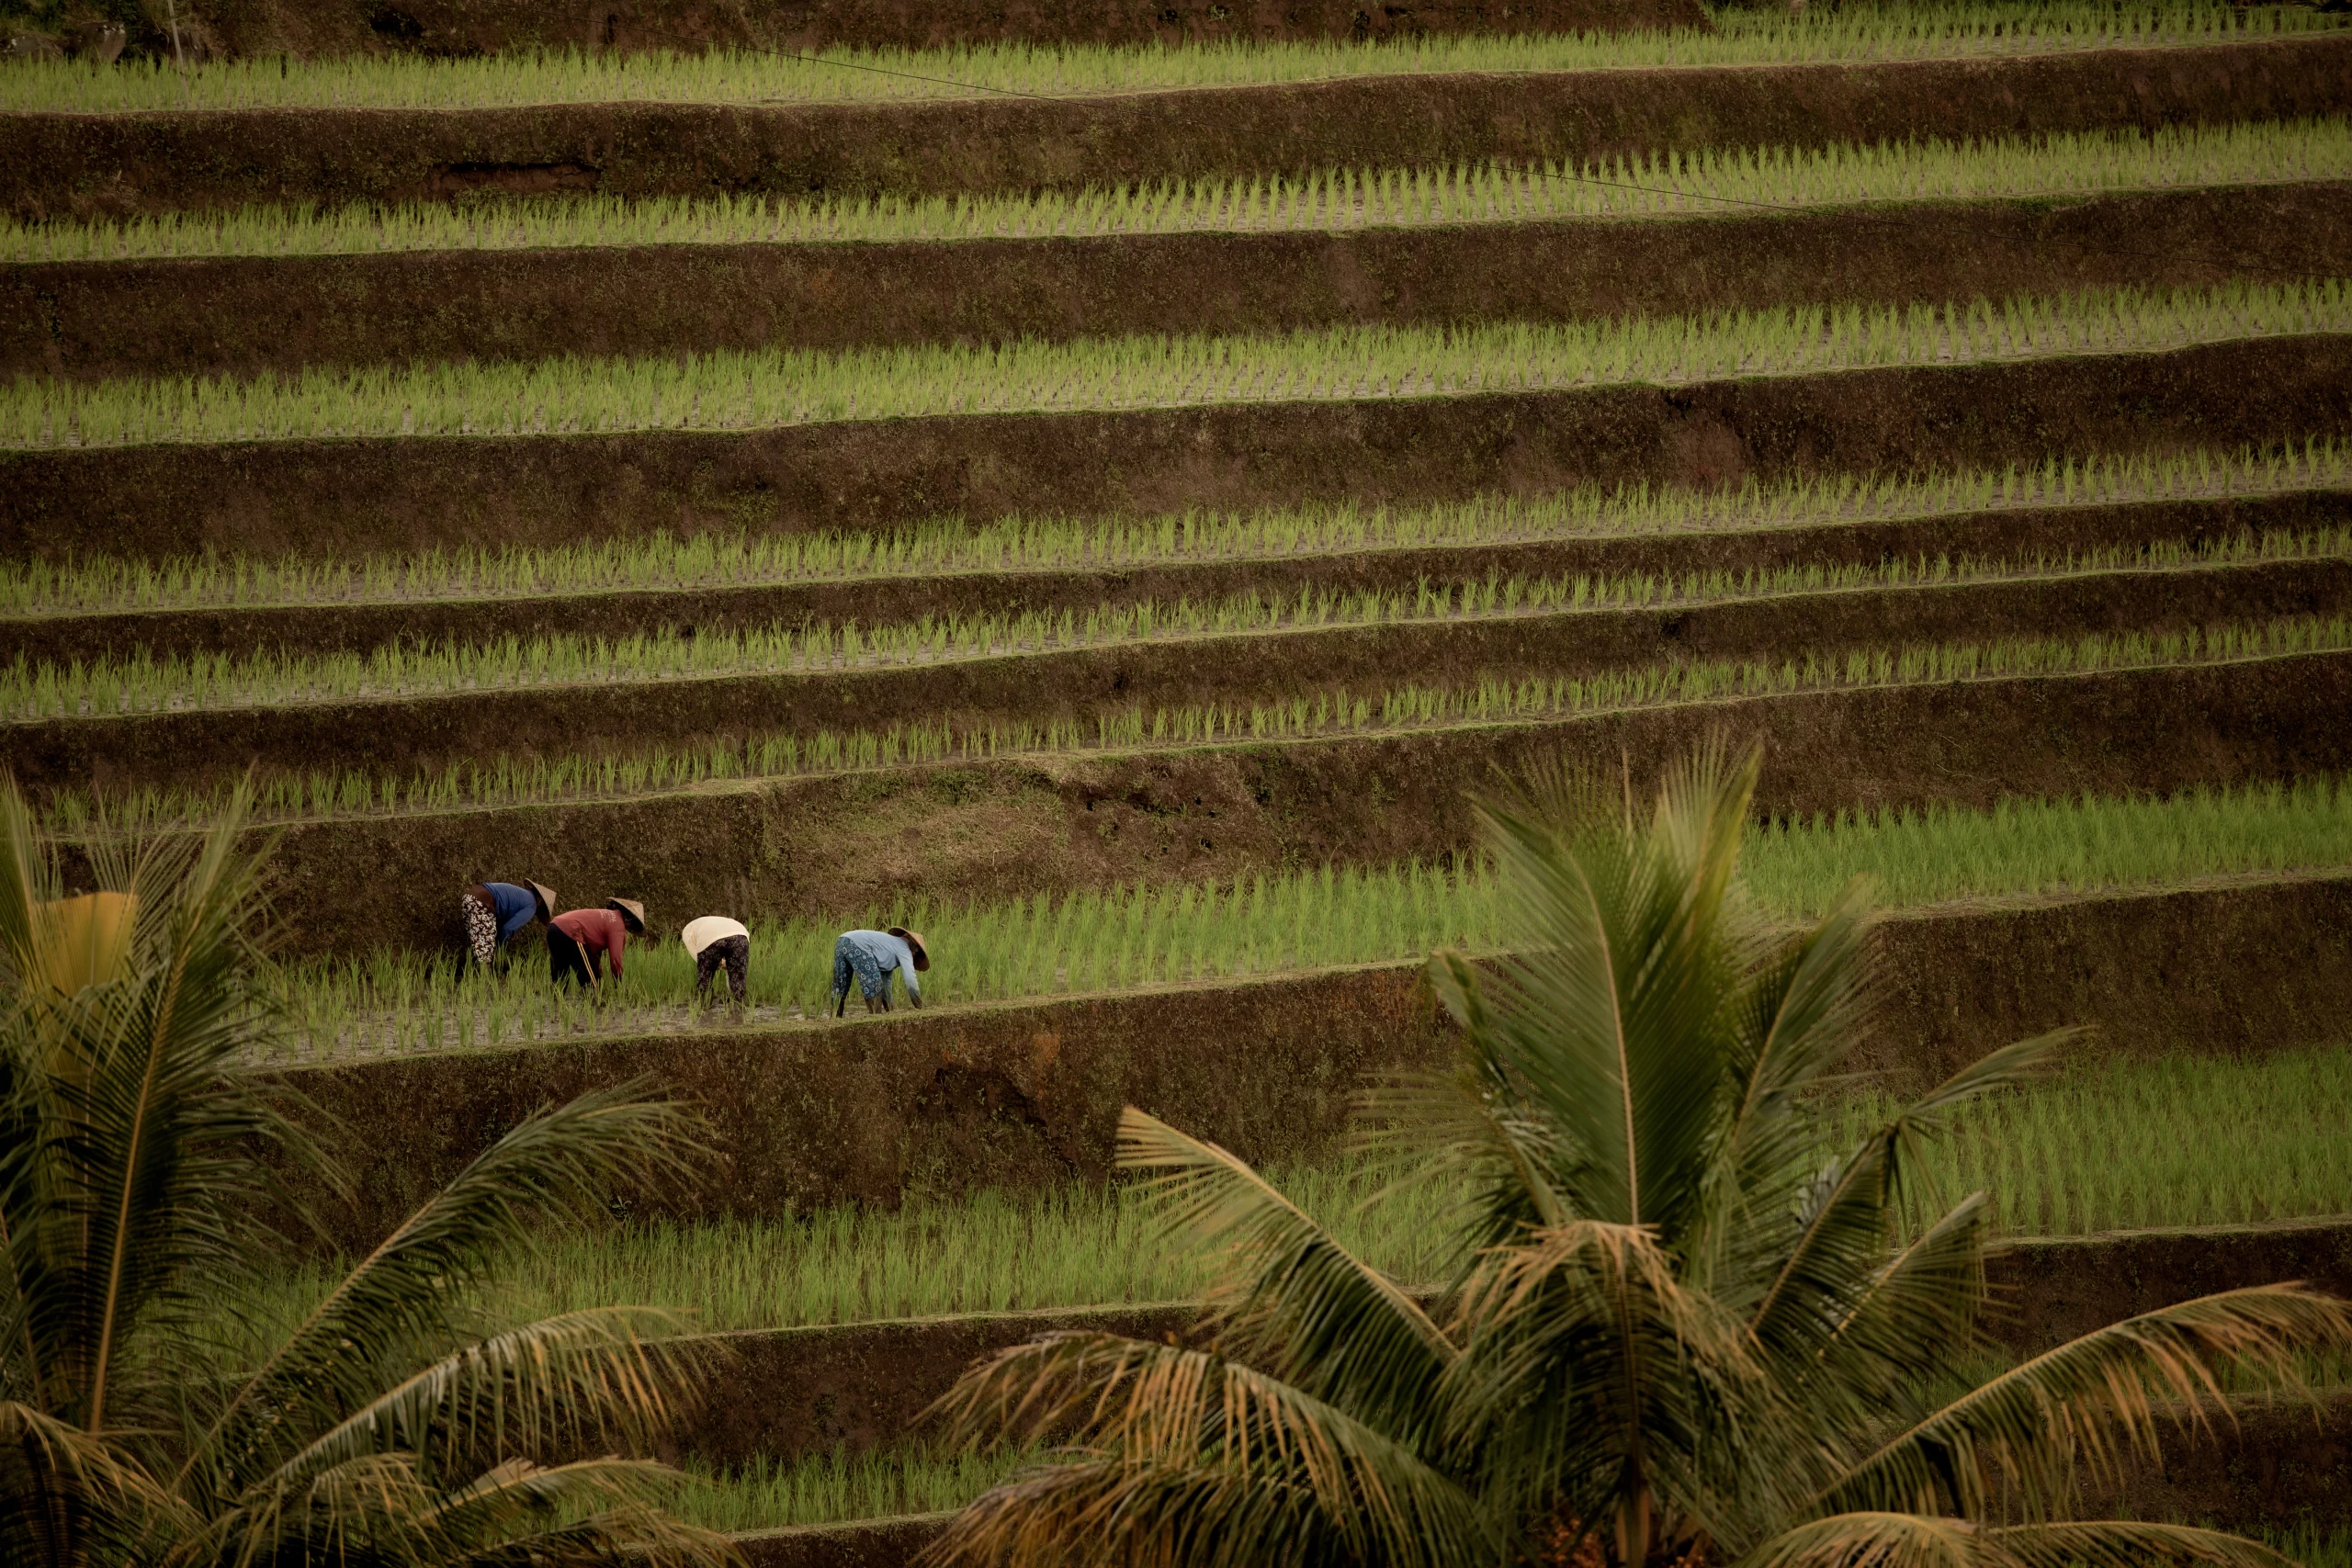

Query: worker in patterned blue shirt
[830,926,928,1016]
[460,880,554,972]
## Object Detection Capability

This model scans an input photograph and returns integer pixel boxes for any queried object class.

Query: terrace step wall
[21,556,2345,797]
[10,336,2351,564]
[8,36,2346,220]
[7,488,2347,668]
[277,871,2352,1244]
[15,184,2350,381]
[206,650,2352,954]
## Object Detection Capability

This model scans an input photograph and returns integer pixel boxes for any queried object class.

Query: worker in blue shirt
[831,926,929,1015]
[461,880,556,971]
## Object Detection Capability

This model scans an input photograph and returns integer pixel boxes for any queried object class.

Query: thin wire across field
[7,278,2345,450]
[6,4,2332,115]
[7,442,2335,619]
[11,525,2338,722]
[258,773,2352,1063]
[12,120,2346,264]
[35,612,2352,839]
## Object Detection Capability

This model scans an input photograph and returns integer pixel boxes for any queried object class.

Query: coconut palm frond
[0,1396,187,1566]
[1877,1032,2075,1222]
[1698,882,1877,1297]
[399,1454,738,1567]
[190,1080,706,1484]
[255,1307,695,1496]
[1799,1196,1995,1427]
[1118,1109,1454,1434]
[1744,1514,2301,1568]
[1444,1219,1769,1554]
[1818,1285,2352,1518]
[930,1341,1489,1568]
[177,1449,434,1568]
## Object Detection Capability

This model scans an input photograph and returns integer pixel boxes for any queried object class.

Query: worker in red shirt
[548,898,645,990]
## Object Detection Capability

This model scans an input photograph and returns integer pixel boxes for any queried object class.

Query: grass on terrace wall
[12,119,2347,263]
[258,773,2352,1063]
[3,3,2331,114]
[9,278,2346,450]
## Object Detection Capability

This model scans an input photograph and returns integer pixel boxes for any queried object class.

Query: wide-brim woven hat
[609,897,647,931]
[527,882,557,919]
[888,926,930,970]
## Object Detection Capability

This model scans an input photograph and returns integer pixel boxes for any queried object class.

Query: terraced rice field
[9,0,2352,1553]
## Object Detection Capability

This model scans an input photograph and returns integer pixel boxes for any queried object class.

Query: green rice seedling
[37,611,2352,840]
[13,523,2338,721]
[227,1045,2352,1341]
[13,119,2348,264]
[244,772,2352,1064]
[670,1445,1031,1533]
[7,278,2346,451]
[4,4,2333,116]
[5,440,2338,620]
[1827,1045,2352,1237]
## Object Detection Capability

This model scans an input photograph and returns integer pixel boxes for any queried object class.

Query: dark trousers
[695,933,750,1003]
[548,928,598,987]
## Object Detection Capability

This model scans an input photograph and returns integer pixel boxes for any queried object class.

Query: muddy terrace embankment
[669,1220,2352,1467]
[216,649,2352,960]
[6,37,2346,221]
[8,489,2349,669]
[9,336,2352,566]
[279,872,2352,1240]
[14,556,2347,798]
[14,185,2349,382]
[194,0,1705,63]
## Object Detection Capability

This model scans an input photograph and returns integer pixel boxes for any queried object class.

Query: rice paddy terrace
[8,0,2352,1555]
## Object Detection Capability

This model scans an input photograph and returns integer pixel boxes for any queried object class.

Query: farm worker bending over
[549,898,646,990]
[683,914,752,1004]
[831,926,927,1016]
[460,880,554,970]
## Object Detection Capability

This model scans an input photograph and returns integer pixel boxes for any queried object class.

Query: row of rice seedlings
[8,441,2336,619]
[671,1445,1033,1534]
[6,2,2330,114]
[40,611,2352,840]
[16,524,2339,721]
[259,773,2352,1062]
[236,1044,2352,1332]
[12,277,2345,450]
[18,119,2349,264]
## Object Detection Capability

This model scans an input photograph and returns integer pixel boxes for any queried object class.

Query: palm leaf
[1742,1513,2296,1568]
[1817,1285,2352,1518]
[929,1335,1488,1568]
[1117,1109,1454,1438]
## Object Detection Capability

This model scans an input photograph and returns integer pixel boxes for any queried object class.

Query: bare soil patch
[5,37,2344,220]
[12,185,2347,382]
[15,556,2347,798]
[8,335,2349,565]
[13,487,2343,669]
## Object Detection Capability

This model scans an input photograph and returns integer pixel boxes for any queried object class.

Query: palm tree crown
[927,747,2352,1568]
[0,781,733,1568]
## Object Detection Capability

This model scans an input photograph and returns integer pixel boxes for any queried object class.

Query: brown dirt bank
[664,1221,2352,1468]
[217,643,2352,956]
[14,184,2348,383]
[172,0,1704,65]
[15,487,2345,671]
[5,36,2345,222]
[14,556,2347,800]
[273,872,2352,1244]
[8,335,2351,567]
